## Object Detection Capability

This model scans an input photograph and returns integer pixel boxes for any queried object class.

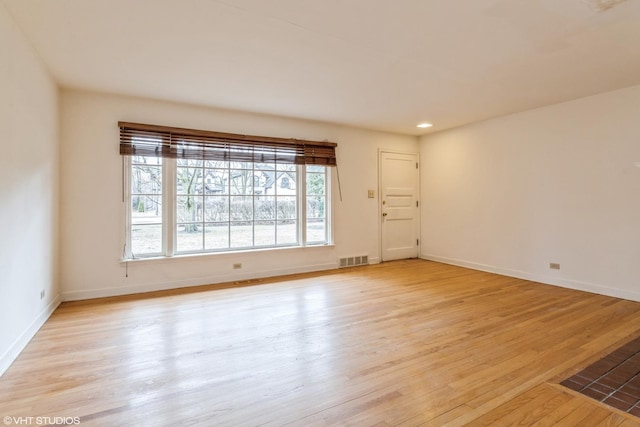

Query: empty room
[2,0,640,425]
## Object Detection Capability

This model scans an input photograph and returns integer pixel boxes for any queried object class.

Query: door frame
[378,149,421,262]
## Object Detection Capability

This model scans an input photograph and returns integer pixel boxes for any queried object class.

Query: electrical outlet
[549,263,560,270]
[368,190,375,198]
[40,290,45,299]
[233,263,242,269]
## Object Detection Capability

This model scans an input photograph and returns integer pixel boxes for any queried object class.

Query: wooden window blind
[119,122,337,166]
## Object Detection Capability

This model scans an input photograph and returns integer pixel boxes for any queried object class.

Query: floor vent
[339,255,368,268]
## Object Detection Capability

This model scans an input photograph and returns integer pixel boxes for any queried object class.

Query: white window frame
[124,157,332,259]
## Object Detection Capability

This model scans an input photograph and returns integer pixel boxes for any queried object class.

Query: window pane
[177,168,203,195]
[205,223,229,250]
[307,196,325,219]
[131,224,162,255]
[306,218,326,243]
[277,163,296,172]
[176,159,203,168]
[230,196,252,221]
[204,196,229,222]
[204,169,228,195]
[306,172,325,195]
[255,162,275,171]
[255,171,275,195]
[277,220,297,245]
[255,196,275,220]
[131,195,162,224]
[277,172,296,194]
[131,165,162,194]
[176,223,204,252]
[254,221,275,246]
[306,166,327,244]
[129,155,163,257]
[132,156,161,166]
[277,196,296,220]
[177,196,203,222]
[229,170,254,195]
[306,165,324,173]
[230,160,252,169]
[230,222,252,247]
[205,160,228,168]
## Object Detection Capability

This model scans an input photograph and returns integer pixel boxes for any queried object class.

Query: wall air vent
[338,255,369,268]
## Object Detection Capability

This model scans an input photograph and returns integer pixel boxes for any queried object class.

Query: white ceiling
[4,0,640,135]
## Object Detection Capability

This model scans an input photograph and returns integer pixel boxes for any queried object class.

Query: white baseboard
[0,295,61,377]
[62,261,340,301]
[421,253,640,302]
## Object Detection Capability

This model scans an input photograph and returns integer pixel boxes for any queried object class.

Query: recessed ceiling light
[417,123,433,128]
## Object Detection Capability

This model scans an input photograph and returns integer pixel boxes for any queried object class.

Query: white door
[380,151,420,261]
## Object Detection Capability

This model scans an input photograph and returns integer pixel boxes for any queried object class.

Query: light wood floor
[2,260,640,426]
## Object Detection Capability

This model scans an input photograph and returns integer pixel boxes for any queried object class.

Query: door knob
[382,212,388,217]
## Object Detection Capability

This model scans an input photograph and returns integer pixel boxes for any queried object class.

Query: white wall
[420,85,640,301]
[60,90,417,300]
[0,4,60,375]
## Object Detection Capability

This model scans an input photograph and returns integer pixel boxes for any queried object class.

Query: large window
[121,123,335,258]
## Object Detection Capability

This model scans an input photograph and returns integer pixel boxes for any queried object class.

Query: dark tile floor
[561,335,640,416]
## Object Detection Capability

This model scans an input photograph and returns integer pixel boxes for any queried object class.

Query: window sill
[119,243,336,265]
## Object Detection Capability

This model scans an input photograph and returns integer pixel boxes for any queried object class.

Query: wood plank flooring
[1,259,640,426]
[468,383,640,426]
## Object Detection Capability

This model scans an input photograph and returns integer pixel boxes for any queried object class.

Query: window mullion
[201,164,205,251]
[252,163,256,247]
[273,163,277,246]
[123,156,133,259]
[165,158,176,256]
[299,165,306,246]
[227,162,231,249]
[326,167,332,244]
